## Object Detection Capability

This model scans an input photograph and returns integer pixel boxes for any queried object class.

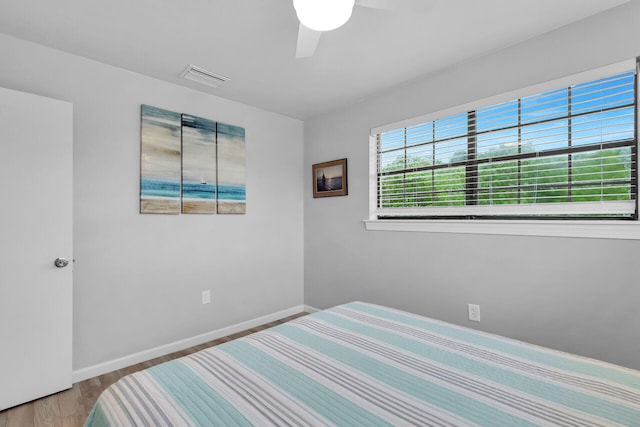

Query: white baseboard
[304,304,321,313]
[72,304,305,383]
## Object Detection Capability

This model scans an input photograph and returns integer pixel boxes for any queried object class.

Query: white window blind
[374,61,638,220]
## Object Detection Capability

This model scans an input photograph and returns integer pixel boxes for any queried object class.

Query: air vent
[180,65,230,89]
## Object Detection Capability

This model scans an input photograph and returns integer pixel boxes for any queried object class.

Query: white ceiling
[0,0,629,119]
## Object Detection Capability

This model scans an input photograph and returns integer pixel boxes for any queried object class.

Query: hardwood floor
[0,312,307,427]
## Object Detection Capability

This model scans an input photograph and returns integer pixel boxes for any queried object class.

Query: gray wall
[0,34,304,371]
[304,1,640,370]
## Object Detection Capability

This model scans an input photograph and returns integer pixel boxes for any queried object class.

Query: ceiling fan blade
[355,0,433,14]
[296,23,322,58]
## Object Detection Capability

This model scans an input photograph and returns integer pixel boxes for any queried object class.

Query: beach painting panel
[140,105,182,214]
[312,158,348,198]
[181,114,217,214]
[217,123,246,214]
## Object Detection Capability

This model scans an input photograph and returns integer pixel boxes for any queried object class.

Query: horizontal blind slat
[376,66,637,218]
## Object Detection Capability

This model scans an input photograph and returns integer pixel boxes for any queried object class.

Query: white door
[0,87,73,410]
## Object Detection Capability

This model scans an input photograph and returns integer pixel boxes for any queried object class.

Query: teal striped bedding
[85,302,640,426]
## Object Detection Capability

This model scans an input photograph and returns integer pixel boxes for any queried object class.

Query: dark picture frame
[312,158,348,198]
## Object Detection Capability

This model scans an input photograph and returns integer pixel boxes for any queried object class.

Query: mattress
[85,302,640,426]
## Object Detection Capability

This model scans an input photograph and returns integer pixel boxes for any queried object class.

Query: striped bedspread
[85,302,640,426]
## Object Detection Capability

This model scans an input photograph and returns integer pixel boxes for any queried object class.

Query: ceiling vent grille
[180,65,230,89]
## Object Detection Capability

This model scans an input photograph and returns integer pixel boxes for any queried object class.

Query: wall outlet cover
[202,290,211,304]
[468,304,481,322]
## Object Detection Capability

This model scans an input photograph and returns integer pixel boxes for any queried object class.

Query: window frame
[366,59,640,240]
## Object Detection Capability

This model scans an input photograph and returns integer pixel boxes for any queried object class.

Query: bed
[85,302,640,426]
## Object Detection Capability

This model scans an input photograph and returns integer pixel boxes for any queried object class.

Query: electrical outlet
[202,290,211,305]
[468,304,480,322]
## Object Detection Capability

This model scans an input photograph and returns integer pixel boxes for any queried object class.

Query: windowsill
[363,219,640,240]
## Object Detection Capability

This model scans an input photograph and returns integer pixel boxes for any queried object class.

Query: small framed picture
[312,158,348,198]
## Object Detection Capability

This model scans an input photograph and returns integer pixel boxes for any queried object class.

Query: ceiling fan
[293,0,431,58]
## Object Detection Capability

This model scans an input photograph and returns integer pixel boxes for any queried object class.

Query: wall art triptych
[140,105,246,215]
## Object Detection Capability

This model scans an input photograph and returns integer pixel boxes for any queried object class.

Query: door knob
[54,258,69,268]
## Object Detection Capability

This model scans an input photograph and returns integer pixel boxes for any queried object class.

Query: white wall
[0,34,304,372]
[304,1,640,370]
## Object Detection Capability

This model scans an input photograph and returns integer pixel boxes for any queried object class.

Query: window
[372,60,638,222]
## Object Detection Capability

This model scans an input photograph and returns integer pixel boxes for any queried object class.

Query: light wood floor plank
[33,394,61,427]
[0,311,306,427]
[77,377,102,418]
[115,364,140,379]
[6,401,34,427]
[96,370,119,392]
[0,408,8,427]
[57,386,84,427]
[60,415,83,427]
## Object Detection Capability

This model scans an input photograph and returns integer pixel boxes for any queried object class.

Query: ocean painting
[316,164,343,191]
[312,158,348,198]
[140,105,182,214]
[181,114,217,214]
[217,123,246,214]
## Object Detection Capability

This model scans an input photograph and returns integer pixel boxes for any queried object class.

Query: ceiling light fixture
[180,65,230,89]
[293,0,355,32]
